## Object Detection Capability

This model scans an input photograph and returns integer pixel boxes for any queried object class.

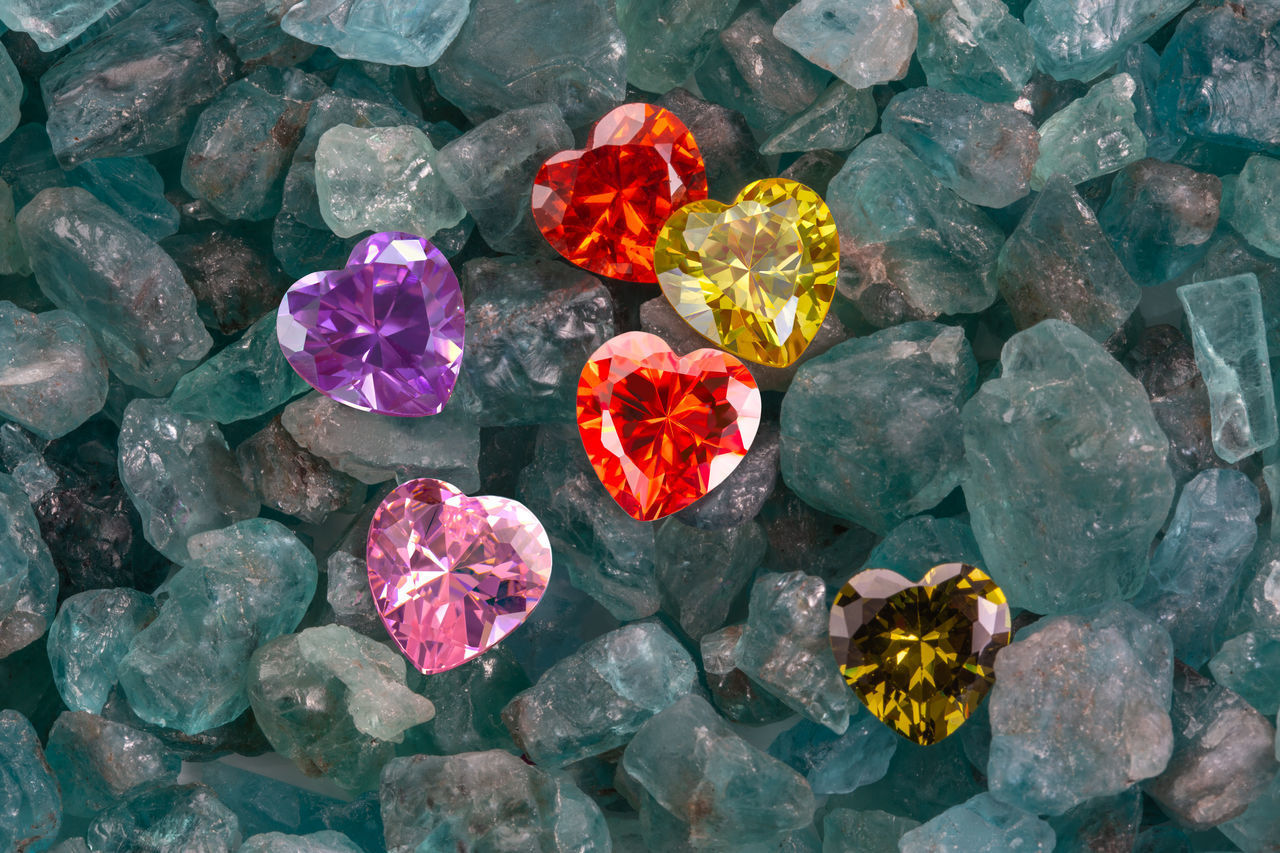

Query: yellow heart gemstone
[654,178,839,368]
[829,563,1012,746]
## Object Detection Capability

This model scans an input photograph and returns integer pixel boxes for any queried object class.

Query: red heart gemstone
[576,331,762,520]
[531,104,708,283]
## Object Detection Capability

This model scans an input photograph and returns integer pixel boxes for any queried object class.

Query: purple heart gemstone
[277,232,465,417]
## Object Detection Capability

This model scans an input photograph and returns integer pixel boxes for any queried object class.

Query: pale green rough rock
[117,519,317,735]
[833,736,982,821]
[910,0,1034,103]
[45,711,181,818]
[1209,629,1280,715]
[118,398,259,563]
[210,0,316,67]
[774,0,917,89]
[987,602,1174,815]
[899,793,1056,853]
[16,187,213,395]
[86,784,240,853]
[168,313,310,425]
[1178,273,1278,463]
[821,809,919,853]
[0,710,60,852]
[280,0,469,66]
[1224,154,1280,260]
[402,644,528,755]
[501,622,698,767]
[780,322,977,534]
[71,157,180,242]
[281,391,479,490]
[961,320,1175,613]
[827,134,1004,327]
[0,46,18,143]
[1226,541,1280,636]
[0,0,122,49]
[315,124,464,240]
[997,175,1140,343]
[655,518,766,639]
[1024,0,1195,81]
[736,571,854,734]
[0,178,24,275]
[248,625,435,793]
[761,82,877,155]
[380,750,610,853]
[1031,74,1147,191]
[46,588,156,715]
[701,624,793,725]
[1222,768,1280,853]
[861,516,982,580]
[239,831,363,853]
[767,714,897,796]
[1119,44,1186,161]
[0,303,107,440]
[620,695,816,852]
[0,471,57,659]
[1047,789,1141,853]
[616,0,739,93]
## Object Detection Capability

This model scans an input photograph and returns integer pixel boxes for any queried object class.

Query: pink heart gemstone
[366,478,553,675]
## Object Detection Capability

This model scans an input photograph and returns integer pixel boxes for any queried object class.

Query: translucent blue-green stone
[40,0,237,166]
[0,710,60,852]
[239,831,364,853]
[209,0,316,66]
[962,320,1175,613]
[781,322,977,534]
[401,643,529,756]
[0,0,120,50]
[1224,154,1280,259]
[1119,44,1187,161]
[85,784,240,852]
[1046,788,1141,853]
[821,809,920,853]
[282,0,468,66]
[761,82,877,156]
[1225,541,1280,636]
[774,0,917,89]
[0,422,56,503]
[0,302,107,439]
[616,0,738,94]
[700,624,793,725]
[1222,767,1280,852]
[911,0,1034,103]
[0,470,57,659]
[1031,73,1147,190]
[0,178,22,275]
[501,622,698,767]
[70,157,180,242]
[655,518,766,640]
[898,793,1056,853]
[830,735,983,822]
[1024,0,1193,81]
[768,714,898,796]
[46,588,157,715]
[862,516,982,580]
[1178,273,1278,463]
[117,518,316,734]
[45,711,181,818]
[1209,629,1280,715]
[0,45,19,143]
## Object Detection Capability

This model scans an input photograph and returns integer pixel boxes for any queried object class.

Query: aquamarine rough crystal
[401,644,528,755]
[0,710,60,852]
[1209,629,1280,715]
[774,0,917,89]
[209,0,316,66]
[280,0,470,66]
[46,588,156,714]
[616,0,739,94]
[961,320,1175,613]
[862,516,982,579]
[701,624,793,725]
[768,714,897,796]
[1224,154,1280,259]
[910,0,1034,103]
[86,784,240,853]
[0,471,57,659]
[71,156,180,242]
[239,831,363,853]
[760,82,877,156]
[0,302,107,440]
[45,711,181,818]
[1178,273,1278,463]
[898,793,1056,853]
[0,0,123,49]
[1024,0,1194,81]
[655,519,766,640]
[822,809,920,853]
[0,178,23,275]
[1031,73,1147,191]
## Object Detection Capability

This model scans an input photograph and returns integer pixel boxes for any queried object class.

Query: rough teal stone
[1098,159,1222,287]
[1144,665,1278,829]
[1133,469,1259,667]
[827,134,1005,327]
[1188,230,1280,360]
[281,392,479,490]
[988,602,1173,815]
[781,322,977,534]
[0,0,120,49]
[0,422,56,503]
[1031,73,1147,190]
[881,87,1038,209]
[40,0,237,166]
[280,0,468,66]
[961,320,1175,613]
[1222,767,1280,852]
[183,69,324,222]
[45,711,181,818]
[118,398,259,562]
[401,643,529,755]
[117,519,316,735]
[86,784,240,853]
[1046,788,1141,853]
[1024,0,1193,81]
[210,0,316,66]
[775,0,916,89]
[898,793,1055,853]
[70,157,180,242]
[1178,273,1278,463]
[621,695,817,851]
[616,0,738,94]
[436,105,573,255]
[0,710,60,852]
[236,418,360,525]
[0,40,18,144]
[1226,541,1280,636]
[168,313,311,425]
[1119,44,1187,161]
[0,178,22,275]
[861,516,982,580]
[821,810,920,853]
[1224,154,1280,259]
[501,622,698,767]
[1209,629,1280,715]
[910,0,1034,103]
[768,714,897,796]
[46,588,157,715]
[248,625,435,793]
[0,302,107,439]
[239,832,363,853]
[833,735,984,821]
[736,572,854,734]
[429,0,625,127]
[380,750,610,853]
[655,519,766,639]
[0,470,56,660]
[700,624,793,725]
[760,82,876,156]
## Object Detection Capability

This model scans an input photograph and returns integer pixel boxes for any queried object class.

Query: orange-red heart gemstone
[576,331,762,520]
[531,103,708,283]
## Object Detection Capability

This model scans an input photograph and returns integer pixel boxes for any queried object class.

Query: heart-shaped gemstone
[655,178,839,368]
[531,103,708,282]
[576,331,761,521]
[366,478,552,675]
[829,563,1012,745]
[276,231,465,417]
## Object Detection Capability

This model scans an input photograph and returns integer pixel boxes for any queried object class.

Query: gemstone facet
[367,478,553,675]
[532,104,708,282]
[829,563,1012,745]
[277,231,465,417]
[576,331,762,521]
[655,178,839,368]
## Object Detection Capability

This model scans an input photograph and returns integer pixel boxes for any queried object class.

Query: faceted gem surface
[366,478,552,675]
[531,104,708,282]
[654,178,839,368]
[829,562,1012,745]
[276,231,465,417]
[576,331,762,521]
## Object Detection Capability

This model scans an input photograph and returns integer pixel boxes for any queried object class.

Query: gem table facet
[576,331,762,521]
[829,563,1012,746]
[531,103,708,282]
[654,178,839,368]
[366,478,552,676]
[276,231,465,418]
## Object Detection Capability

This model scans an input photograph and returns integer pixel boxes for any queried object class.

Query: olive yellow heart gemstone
[829,563,1012,746]
[654,178,839,368]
